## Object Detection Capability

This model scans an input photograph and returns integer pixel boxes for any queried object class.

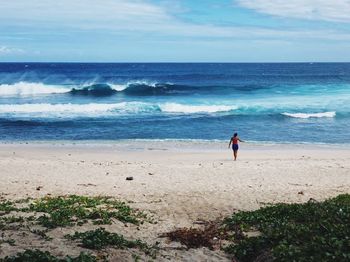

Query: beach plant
[28,195,144,228]
[30,228,53,241]
[224,194,350,262]
[0,195,151,261]
[0,216,26,231]
[66,228,158,258]
[0,200,17,215]
[0,238,16,246]
[0,216,25,224]
[1,249,97,262]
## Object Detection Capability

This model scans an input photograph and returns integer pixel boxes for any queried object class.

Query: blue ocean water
[0,63,349,143]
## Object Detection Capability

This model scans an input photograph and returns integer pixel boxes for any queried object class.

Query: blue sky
[0,0,350,62]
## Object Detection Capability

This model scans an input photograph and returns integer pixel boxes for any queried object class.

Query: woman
[228,133,244,161]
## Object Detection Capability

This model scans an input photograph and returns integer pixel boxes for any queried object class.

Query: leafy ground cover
[29,195,145,228]
[224,194,350,262]
[1,250,97,262]
[66,228,158,258]
[0,195,153,261]
[162,194,350,262]
[0,195,145,229]
[2,194,349,261]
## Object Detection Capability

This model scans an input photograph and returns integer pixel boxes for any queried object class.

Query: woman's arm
[228,139,232,148]
[238,137,244,142]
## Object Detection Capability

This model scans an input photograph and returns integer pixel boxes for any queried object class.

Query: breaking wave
[0,81,194,97]
[282,111,336,119]
[0,82,67,96]
[160,103,237,114]
[0,102,237,118]
[0,101,341,120]
[70,82,184,96]
[0,81,266,97]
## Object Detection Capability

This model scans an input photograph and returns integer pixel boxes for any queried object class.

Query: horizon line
[1,61,350,64]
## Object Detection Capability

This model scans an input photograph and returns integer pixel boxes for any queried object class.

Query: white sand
[0,141,349,261]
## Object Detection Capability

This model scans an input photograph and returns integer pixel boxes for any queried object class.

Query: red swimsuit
[232,137,239,150]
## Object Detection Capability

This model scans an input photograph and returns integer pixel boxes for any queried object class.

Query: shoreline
[1,140,349,202]
[1,139,350,152]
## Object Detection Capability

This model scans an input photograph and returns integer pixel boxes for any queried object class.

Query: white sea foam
[0,80,164,96]
[0,102,158,116]
[108,80,159,91]
[0,102,237,118]
[282,111,336,119]
[0,103,117,113]
[160,103,237,114]
[0,82,68,96]
[109,84,128,91]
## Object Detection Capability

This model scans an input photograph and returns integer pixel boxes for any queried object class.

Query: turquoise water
[0,63,349,143]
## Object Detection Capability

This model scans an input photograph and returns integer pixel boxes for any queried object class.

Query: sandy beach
[1,141,349,261]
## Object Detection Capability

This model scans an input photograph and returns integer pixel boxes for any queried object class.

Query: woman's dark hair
[234,133,238,137]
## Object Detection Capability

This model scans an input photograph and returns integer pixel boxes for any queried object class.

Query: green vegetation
[66,228,158,258]
[0,200,16,214]
[2,194,349,261]
[0,216,25,224]
[0,195,145,229]
[0,238,16,246]
[30,229,53,241]
[0,216,25,231]
[29,195,144,228]
[224,194,350,262]
[0,195,152,261]
[1,249,97,262]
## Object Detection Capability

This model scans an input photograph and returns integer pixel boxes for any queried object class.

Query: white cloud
[0,46,24,55]
[0,0,350,42]
[0,0,171,28]
[238,0,350,23]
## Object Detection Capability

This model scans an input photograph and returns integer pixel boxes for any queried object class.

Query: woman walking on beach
[228,133,244,161]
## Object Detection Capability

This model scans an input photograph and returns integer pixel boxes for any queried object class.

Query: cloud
[1,0,350,42]
[0,46,24,55]
[237,0,350,23]
[0,0,171,28]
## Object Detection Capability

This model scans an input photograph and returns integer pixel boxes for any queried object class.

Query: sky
[0,0,350,62]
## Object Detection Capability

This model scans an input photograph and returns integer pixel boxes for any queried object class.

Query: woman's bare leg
[234,150,237,161]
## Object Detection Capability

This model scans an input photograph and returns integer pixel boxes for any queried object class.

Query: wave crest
[0,81,277,97]
[70,84,117,96]
[282,111,336,118]
[71,81,177,96]
[0,102,236,118]
[0,81,180,97]
[0,82,68,96]
[160,103,237,114]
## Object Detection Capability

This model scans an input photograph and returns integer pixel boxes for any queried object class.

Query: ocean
[0,63,349,144]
